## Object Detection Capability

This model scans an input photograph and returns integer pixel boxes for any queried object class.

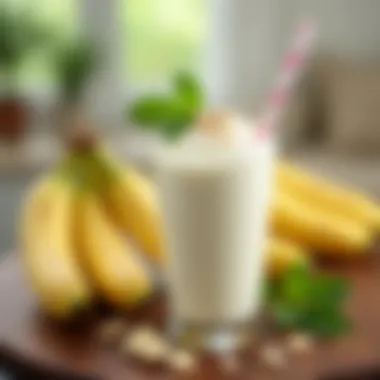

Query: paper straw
[258,20,317,137]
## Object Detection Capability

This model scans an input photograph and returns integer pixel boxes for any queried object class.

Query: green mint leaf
[129,96,180,128]
[308,275,349,310]
[280,265,313,308]
[128,72,205,141]
[163,121,191,141]
[267,266,351,338]
[271,302,302,329]
[174,71,204,113]
[129,95,194,139]
[299,309,351,338]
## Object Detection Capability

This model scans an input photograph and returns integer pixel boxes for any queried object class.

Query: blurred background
[1,0,380,252]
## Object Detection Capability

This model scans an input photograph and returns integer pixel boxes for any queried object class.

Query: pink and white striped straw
[258,20,317,137]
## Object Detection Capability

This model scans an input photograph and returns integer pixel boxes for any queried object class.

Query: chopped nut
[286,333,313,353]
[168,349,197,373]
[259,343,286,369]
[97,319,127,345]
[121,326,169,363]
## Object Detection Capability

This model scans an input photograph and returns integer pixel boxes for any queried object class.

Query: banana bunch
[273,163,378,257]
[20,176,91,319]
[19,154,153,320]
[19,135,379,320]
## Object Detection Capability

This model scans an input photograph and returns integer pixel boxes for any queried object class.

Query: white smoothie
[155,114,274,325]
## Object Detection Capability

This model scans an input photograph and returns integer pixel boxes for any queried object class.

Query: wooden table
[0,254,380,380]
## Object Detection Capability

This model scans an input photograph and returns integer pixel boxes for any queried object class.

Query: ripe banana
[266,237,310,276]
[75,193,153,309]
[271,192,373,257]
[90,151,165,266]
[20,176,91,319]
[276,162,380,230]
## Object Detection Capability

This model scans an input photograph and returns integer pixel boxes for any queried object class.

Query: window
[7,0,205,92]
[124,0,205,86]
[5,0,76,91]
[2,0,206,127]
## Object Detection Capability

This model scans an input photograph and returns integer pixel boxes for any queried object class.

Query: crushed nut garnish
[96,318,128,345]
[121,326,169,363]
[168,348,198,373]
[286,333,313,353]
[259,343,287,369]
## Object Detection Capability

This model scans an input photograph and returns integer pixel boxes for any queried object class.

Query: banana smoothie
[155,112,274,349]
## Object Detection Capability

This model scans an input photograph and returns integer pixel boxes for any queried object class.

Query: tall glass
[155,127,274,352]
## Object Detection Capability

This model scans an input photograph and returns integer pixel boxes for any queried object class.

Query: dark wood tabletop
[0,253,380,380]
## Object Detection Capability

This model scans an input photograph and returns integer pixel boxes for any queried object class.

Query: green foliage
[52,38,98,104]
[128,71,204,140]
[0,0,51,93]
[266,266,350,338]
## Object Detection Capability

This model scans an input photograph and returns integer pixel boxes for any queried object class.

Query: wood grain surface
[0,254,380,380]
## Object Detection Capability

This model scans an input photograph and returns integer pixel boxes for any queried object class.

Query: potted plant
[51,37,98,134]
[0,1,48,144]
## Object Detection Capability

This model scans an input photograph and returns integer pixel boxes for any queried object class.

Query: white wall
[297,0,380,59]
[205,0,292,113]
[205,0,380,114]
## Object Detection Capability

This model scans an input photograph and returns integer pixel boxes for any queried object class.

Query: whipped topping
[154,110,266,169]
[178,110,254,151]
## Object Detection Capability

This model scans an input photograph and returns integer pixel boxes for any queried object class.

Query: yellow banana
[276,161,380,230]
[271,192,373,257]
[91,151,165,266]
[75,193,153,309]
[265,237,310,276]
[20,176,91,319]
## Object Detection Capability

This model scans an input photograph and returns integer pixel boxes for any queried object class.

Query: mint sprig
[128,72,204,140]
[266,266,350,338]
[174,71,204,112]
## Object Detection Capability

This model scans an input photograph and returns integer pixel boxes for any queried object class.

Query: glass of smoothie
[155,110,275,352]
